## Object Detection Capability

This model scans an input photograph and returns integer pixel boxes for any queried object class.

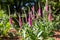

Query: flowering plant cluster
[0,0,60,40]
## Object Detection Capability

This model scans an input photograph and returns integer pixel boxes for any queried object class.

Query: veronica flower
[45,0,48,12]
[32,14,35,19]
[45,5,48,12]
[28,16,32,27]
[48,13,52,21]
[31,5,34,13]
[28,11,32,27]
[31,6,35,19]
[19,17,22,28]
[31,2,35,12]
[48,5,52,21]
[37,7,42,17]
[9,17,12,25]
[29,11,34,19]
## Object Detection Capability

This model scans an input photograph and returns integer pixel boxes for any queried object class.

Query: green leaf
[48,37,54,40]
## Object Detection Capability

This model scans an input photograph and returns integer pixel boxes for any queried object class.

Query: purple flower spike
[31,6,34,13]
[28,11,32,27]
[31,6,35,19]
[45,0,49,12]
[19,17,23,28]
[9,17,12,25]
[48,13,52,21]
[45,5,48,12]
[37,7,42,16]
[28,17,32,27]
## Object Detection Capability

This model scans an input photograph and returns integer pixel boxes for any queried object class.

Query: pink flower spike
[28,11,32,27]
[9,17,12,25]
[37,7,42,16]
[30,11,35,19]
[31,6,35,19]
[28,17,32,27]
[48,13,52,21]
[45,0,48,12]
[29,19,32,27]
[19,17,22,27]
[31,6,34,12]
[45,5,48,12]
[29,11,33,18]
[32,14,35,19]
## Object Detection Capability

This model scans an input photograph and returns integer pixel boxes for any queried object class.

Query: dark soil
[0,36,22,40]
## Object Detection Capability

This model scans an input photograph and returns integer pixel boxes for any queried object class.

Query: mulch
[52,30,60,40]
